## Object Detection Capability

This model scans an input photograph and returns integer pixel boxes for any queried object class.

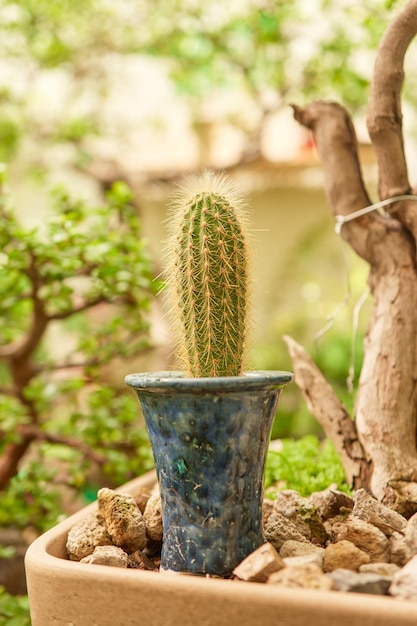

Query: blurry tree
[0,0,409,170]
[0,173,157,532]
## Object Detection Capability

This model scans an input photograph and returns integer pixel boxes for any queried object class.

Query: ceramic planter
[125,370,292,576]
[25,471,417,626]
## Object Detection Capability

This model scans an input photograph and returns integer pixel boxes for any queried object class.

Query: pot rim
[125,370,293,392]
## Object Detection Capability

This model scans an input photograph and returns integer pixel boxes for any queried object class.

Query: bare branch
[19,424,108,465]
[291,101,413,269]
[0,438,35,491]
[283,335,371,489]
[367,0,417,241]
[291,102,379,263]
[47,295,108,321]
[367,0,417,198]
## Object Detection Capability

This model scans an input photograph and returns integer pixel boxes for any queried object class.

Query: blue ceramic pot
[125,370,293,577]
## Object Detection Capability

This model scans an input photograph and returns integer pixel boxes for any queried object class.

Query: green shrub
[265,435,350,497]
[0,173,157,532]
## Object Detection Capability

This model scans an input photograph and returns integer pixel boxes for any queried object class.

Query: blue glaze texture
[125,371,293,577]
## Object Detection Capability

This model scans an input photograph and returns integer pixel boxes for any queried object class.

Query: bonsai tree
[286,0,417,516]
[0,173,157,533]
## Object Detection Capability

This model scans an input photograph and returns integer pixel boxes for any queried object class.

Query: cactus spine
[168,172,250,377]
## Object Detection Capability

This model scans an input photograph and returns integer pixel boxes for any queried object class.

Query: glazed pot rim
[125,370,293,391]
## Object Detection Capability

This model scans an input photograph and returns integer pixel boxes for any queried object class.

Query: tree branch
[0,438,36,491]
[19,425,108,465]
[291,101,379,263]
[291,101,413,270]
[367,0,417,241]
[283,335,371,489]
[47,295,109,321]
[0,424,109,492]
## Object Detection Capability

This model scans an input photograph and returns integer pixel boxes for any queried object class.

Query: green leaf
[0,587,31,625]
[264,436,350,497]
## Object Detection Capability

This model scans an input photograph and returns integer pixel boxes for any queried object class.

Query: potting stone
[327,514,390,562]
[97,488,147,553]
[389,530,410,566]
[282,553,324,568]
[267,562,333,590]
[264,511,310,549]
[273,490,327,544]
[81,545,128,568]
[128,549,160,571]
[389,555,417,600]
[66,513,112,561]
[352,489,407,535]
[360,563,401,576]
[279,539,325,559]
[309,486,354,520]
[323,539,371,572]
[328,568,392,595]
[233,542,285,582]
[143,493,163,541]
[405,512,417,556]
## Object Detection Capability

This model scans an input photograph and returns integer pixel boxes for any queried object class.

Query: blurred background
[1,0,417,612]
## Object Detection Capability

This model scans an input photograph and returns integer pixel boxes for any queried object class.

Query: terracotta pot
[25,472,417,626]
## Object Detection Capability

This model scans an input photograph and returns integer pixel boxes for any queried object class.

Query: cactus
[167,171,250,377]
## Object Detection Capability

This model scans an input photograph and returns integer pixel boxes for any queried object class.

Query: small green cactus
[167,171,250,377]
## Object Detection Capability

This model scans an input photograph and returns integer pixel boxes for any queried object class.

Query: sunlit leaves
[0,461,63,531]
[0,180,154,333]
[264,435,350,497]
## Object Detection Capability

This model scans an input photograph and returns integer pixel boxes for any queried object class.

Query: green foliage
[0,171,157,532]
[0,463,62,532]
[141,0,407,113]
[144,1,299,99]
[0,0,410,171]
[264,435,350,497]
[0,587,30,626]
[0,178,154,360]
[168,172,249,376]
